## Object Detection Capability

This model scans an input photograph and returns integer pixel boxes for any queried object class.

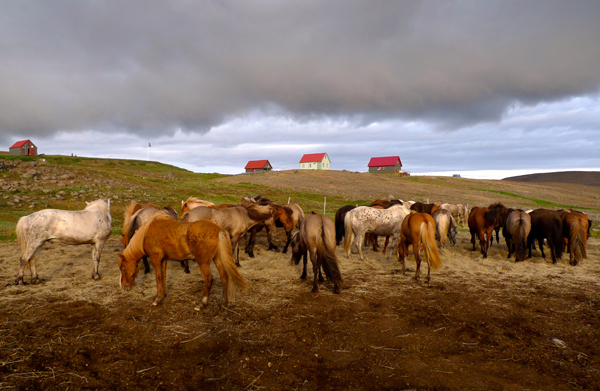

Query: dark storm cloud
[1,0,600,140]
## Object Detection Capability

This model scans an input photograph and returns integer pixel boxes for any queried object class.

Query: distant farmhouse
[244,159,272,173]
[368,156,402,174]
[9,140,37,156]
[299,153,330,170]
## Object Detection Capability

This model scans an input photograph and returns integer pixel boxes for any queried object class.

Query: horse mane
[162,205,178,220]
[240,198,275,221]
[122,202,143,246]
[85,199,110,213]
[183,197,215,207]
[485,202,508,226]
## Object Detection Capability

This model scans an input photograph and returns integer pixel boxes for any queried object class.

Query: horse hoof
[152,301,159,306]
[333,287,340,294]
[92,274,101,280]
[311,287,318,293]
[31,278,43,285]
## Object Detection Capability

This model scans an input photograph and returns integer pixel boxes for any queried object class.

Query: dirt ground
[1,225,599,391]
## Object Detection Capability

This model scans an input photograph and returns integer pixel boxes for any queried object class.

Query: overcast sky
[2,1,600,179]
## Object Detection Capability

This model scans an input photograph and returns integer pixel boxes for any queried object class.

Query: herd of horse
[10,194,593,309]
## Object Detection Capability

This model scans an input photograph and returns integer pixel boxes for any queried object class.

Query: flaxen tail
[16,217,28,255]
[421,221,441,269]
[216,230,248,301]
[320,220,343,285]
[343,214,355,258]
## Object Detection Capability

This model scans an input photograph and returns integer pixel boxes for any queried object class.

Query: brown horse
[181,197,275,266]
[290,213,342,294]
[410,202,441,215]
[335,205,356,245]
[121,202,188,274]
[502,209,531,262]
[560,210,589,266]
[118,214,248,308]
[527,209,564,264]
[468,206,493,257]
[245,196,295,257]
[487,203,510,246]
[397,212,441,283]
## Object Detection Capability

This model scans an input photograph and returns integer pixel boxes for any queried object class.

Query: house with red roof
[244,159,273,173]
[9,140,37,156]
[368,156,402,174]
[299,153,330,170]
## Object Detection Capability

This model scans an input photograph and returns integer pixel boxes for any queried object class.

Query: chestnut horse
[559,210,589,266]
[245,196,295,257]
[468,206,493,257]
[502,209,531,262]
[397,212,441,283]
[118,214,248,308]
[290,213,342,294]
[410,202,441,215]
[487,203,510,246]
[121,202,188,274]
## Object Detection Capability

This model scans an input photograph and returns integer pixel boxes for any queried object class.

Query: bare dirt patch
[1,228,599,390]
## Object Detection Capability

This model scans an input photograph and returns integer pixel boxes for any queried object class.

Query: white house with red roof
[9,140,37,156]
[244,159,273,173]
[299,153,330,170]
[367,156,402,174]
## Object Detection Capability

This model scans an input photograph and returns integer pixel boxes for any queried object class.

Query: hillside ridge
[503,171,600,187]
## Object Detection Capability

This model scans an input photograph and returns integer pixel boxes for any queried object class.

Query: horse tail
[343,213,355,257]
[438,216,449,247]
[421,220,441,270]
[549,220,564,261]
[122,202,142,246]
[514,219,528,262]
[335,211,345,245]
[16,217,28,255]
[215,230,248,301]
[319,218,343,285]
[569,217,587,264]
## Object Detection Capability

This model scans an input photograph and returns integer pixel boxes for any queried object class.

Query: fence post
[287,197,291,204]
[324,197,326,215]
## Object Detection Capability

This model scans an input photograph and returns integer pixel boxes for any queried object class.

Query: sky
[1,1,600,180]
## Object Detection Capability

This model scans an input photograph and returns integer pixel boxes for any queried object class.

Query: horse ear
[86,201,89,205]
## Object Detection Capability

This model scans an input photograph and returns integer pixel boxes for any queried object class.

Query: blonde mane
[122,212,173,262]
[183,197,215,207]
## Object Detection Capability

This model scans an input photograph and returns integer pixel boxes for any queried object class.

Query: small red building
[368,156,402,174]
[9,140,38,156]
[245,160,273,173]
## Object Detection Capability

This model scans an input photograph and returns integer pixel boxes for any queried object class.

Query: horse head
[117,253,140,291]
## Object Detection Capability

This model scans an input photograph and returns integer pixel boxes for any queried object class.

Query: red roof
[245,160,271,169]
[299,153,328,163]
[368,156,402,167]
[9,139,34,149]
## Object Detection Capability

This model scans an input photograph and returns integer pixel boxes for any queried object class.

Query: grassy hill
[1,155,598,241]
[503,171,600,187]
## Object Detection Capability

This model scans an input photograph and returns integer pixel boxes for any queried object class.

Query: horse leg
[91,240,106,280]
[143,256,151,274]
[300,251,308,279]
[397,239,407,274]
[282,228,292,254]
[244,227,258,258]
[196,256,214,308]
[180,260,190,274]
[356,232,366,262]
[231,236,242,267]
[538,237,546,259]
[470,232,477,251]
[266,223,279,252]
[151,257,167,306]
[414,249,421,280]
[310,250,319,293]
[382,236,390,254]
[26,244,45,284]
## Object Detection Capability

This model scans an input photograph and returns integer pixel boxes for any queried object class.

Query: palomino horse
[344,203,412,261]
[290,213,342,294]
[14,199,112,284]
[244,196,295,257]
[432,209,457,247]
[121,202,189,274]
[181,197,275,266]
[502,209,531,262]
[397,212,441,283]
[468,206,493,258]
[118,214,247,308]
[334,205,356,245]
[527,209,564,264]
[180,197,215,218]
[440,203,468,227]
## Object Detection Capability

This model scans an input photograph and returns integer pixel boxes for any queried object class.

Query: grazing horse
[432,209,457,247]
[181,197,275,266]
[122,202,189,274]
[487,203,510,245]
[560,210,589,266]
[118,215,248,308]
[245,196,295,257]
[456,204,469,227]
[502,209,531,262]
[334,205,356,245]
[410,202,441,215]
[14,199,112,284]
[180,197,216,218]
[397,212,441,283]
[290,213,342,294]
[527,209,564,264]
[468,206,495,257]
[344,204,412,261]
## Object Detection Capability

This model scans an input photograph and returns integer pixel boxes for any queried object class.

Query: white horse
[14,199,112,284]
[344,203,412,261]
